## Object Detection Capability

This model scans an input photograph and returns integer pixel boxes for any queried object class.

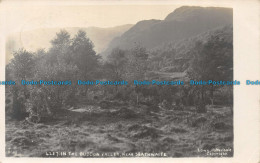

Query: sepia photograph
[4,4,234,157]
[0,0,259,162]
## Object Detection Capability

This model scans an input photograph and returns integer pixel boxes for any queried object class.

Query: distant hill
[103,6,232,59]
[5,24,133,63]
[147,25,233,80]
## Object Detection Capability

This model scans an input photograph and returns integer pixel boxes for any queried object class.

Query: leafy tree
[187,34,233,108]
[29,31,79,116]
[127,45,149,105]
[31,61,78,115]
[8,49,35,81]
[128,45,149,81]
[107,48,128,81]
[7,49,36,119]
[70,30,99,78]
[48,30,71,65]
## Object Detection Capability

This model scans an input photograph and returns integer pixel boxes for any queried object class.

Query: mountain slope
[103,6,232,59]
[148,25,233,80]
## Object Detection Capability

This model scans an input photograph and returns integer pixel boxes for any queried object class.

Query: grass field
[6,103,233,157]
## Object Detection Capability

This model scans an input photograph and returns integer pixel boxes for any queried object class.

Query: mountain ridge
[102,6,232,59]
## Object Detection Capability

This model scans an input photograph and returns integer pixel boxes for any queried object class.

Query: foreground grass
[6,104,233,157]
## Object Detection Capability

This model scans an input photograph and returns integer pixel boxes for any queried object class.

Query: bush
[214,86,233,105]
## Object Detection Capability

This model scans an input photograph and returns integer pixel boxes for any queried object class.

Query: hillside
[147,25,233,81]
[102,6,232,59]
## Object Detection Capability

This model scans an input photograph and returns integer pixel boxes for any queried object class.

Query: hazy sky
[3,4,180,35]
